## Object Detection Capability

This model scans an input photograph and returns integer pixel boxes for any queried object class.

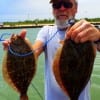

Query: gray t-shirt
[36,25,90,100]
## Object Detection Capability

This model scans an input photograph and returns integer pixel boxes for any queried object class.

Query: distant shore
[0,24,54,29]
[0,22,100,29]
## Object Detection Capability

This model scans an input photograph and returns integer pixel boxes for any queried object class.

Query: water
[0,28,100,100]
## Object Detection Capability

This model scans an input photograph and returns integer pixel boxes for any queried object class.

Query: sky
[0,0,100,22]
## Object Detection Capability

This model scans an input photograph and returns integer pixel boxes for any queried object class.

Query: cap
[50,0,70,3]
[50,0,78,3]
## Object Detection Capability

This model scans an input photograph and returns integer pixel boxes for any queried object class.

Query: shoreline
[0,22,100,29]
[0,24,54,29]
[0,25,43,29]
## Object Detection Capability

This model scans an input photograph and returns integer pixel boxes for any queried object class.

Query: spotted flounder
[2,34,36,100]
[53,39,95,100]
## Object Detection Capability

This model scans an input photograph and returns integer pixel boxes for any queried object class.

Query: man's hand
[66,19,100,43]
[2,29,27,50]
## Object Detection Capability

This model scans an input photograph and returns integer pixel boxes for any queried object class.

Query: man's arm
[32,40,44,59]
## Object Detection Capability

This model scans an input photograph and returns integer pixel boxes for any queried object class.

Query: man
[3,0,100,100]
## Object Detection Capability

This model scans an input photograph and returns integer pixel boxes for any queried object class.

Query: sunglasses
[52,2,73,9]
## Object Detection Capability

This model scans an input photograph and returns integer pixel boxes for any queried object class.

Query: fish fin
[59,40,64,45]
[53,47,66,93]
[20,94,28,100]
[2,51,19,92]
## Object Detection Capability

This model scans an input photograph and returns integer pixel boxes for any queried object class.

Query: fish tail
[70,96,78,100]
[20,94,28,100]
[71,98,78,100]
[71,99,78,100]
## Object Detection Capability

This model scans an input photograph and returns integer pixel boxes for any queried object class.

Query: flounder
[53,39,96,100]
[2,34,36,100]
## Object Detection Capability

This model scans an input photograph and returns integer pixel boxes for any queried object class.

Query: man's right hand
[2,29,27,50]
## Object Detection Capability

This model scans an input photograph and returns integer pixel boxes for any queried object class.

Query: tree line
[3,18,100,26]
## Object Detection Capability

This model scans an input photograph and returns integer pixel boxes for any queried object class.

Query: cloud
[0,0,52,21]
[0,0,100,22]
[76,0,100,18]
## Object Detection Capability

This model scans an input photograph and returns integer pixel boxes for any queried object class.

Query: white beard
[55,17,75,29]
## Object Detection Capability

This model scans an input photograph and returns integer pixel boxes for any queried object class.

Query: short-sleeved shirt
[36,25,91,100]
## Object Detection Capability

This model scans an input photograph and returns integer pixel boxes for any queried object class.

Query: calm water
[0,28,100,100]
